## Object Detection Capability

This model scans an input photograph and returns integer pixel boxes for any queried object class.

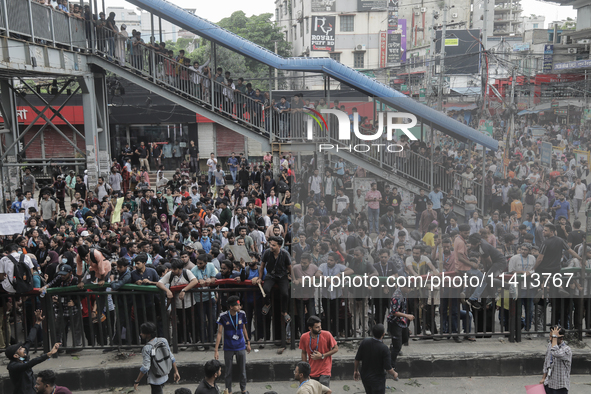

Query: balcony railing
[0,0,87,50]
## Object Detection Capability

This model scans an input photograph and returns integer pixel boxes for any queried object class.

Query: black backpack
[7,254,34,293]
[89,247,112,264]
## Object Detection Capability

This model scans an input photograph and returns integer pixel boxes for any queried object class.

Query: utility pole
[482,0,488,50]
[274,41,279,91]
[437,4,448,112]
[428,11,436,105]
[481,0,489,113]
[509,67,516,150]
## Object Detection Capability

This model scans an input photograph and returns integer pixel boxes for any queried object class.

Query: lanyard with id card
[230,313,240,340]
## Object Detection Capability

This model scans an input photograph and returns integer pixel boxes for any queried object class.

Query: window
[354,52,364,68]
[283,1,287,14]
[330,53,341,62]
[340,15,354,32]
[533,23,538,28]
[300,22,304,38]
[306,17,309,34]
[276,8,279,21]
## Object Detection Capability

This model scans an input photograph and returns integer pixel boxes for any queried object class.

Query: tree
[191,11,291,90]
[560,17,576,30]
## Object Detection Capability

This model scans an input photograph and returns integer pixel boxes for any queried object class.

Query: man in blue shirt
[428,185,443,214]
[11,193,24,212]
[240,252,266,343]
[551,193,571,222]
[191,254,218,345]
[214,295,251,394]
[274,96,290,140]
[227,152,240,184]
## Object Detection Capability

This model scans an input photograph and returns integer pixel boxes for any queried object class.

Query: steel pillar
[0,79,20,203]
[79,73,111,189]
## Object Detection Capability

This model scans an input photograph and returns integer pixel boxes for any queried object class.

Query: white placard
[0,213,25,235]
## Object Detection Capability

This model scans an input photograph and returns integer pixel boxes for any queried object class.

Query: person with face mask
[6,310,61,394]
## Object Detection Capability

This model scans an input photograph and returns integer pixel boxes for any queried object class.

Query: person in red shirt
[299,316,339,387]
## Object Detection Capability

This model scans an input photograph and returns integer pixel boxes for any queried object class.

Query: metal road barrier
[1,270,590,353]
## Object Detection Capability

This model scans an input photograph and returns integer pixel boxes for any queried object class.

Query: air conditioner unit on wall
[415,11,420,16]
[421,7,427,13]
[355,44,366,51]
[567,48,577,54]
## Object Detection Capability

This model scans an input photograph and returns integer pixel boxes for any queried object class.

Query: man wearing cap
[6,310,61,394]
[41,264,84,347]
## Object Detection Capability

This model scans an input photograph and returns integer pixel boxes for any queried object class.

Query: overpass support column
[79,73,111,190]
[0,79,20,208]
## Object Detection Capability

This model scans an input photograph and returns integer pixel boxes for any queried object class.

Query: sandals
[262,304,271,315]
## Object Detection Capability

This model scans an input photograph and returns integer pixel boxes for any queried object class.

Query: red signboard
[379,31,388,68]
[0,106,85,125]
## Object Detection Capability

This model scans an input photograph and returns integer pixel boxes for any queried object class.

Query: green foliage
[190,11,291,90]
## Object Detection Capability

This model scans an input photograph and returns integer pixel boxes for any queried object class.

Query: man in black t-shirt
[535,223,580,274]
[466,233,508,310]
[413,189,429,224]
[567,220,585,248]
[354,324,398,393]
[253,236,292,323]
[135,141,150,172]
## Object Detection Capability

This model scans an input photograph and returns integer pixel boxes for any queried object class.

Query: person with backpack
[134,322,180,394]
[155,259,199,345]
[0,244,35,294]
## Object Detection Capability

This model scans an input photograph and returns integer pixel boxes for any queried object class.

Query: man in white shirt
[335,189,350,214]
[0,244,35,293]
[308,169,322,204]
[21,191,38,221]
[207,153,218,185]
[572,177,587,220]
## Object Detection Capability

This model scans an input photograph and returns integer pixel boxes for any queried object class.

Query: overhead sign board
[311,15,335,51]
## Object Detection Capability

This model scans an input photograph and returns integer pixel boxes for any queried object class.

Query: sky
[104,0,577,28]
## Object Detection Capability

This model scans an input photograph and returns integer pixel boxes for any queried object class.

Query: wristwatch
[552,335,557,338]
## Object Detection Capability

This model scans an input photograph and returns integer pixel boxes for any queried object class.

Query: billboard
[543,44,553,73]
[311,0,335,13]
[311,15,335,51]
[358,0,387,11]
[379,31,387,67]
[386,32,401,65]
[399,18,406,62]
[435,30,480,74]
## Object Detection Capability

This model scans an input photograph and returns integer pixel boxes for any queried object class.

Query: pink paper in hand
[525,384,546,394]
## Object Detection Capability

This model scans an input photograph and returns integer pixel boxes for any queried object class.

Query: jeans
[224,349,247,392]
[465,210,475,223]
[573,198,583,218]
[262,275,290,314]
[368,207,380,233]
[208,170,215,185]
[469,262,506,301]
[458,269,484,300]
[139,158,150,172]
[311,375,331,387]
[440,287,460,334]
[230,169,237,184]
[519,288,536,331]
[190,157,199,174]
[389,323,408,370]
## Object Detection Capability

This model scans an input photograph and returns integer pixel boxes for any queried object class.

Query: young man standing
[299,316,338,387]
[214,295,251,394]
[540,326,571,393]
[354,323,398,393]
[207,153,218,186]
[134,322,180,393]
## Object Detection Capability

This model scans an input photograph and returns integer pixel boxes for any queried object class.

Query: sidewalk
[2,336,591,392]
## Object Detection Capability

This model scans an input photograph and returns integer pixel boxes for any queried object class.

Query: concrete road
[78,375,591,393]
